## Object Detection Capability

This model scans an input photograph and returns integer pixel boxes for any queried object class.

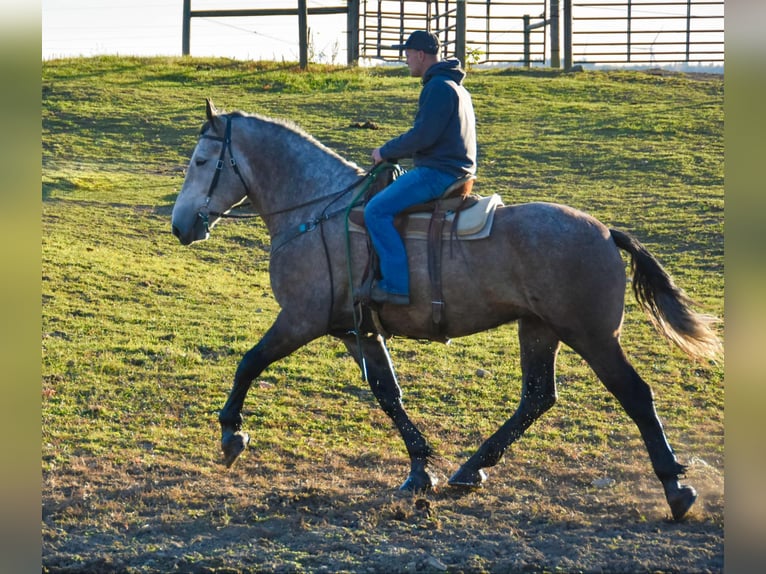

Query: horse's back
[501,201,611,241]
[501,200,625,291]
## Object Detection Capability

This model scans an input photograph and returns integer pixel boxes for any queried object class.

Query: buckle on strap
[298,220,318,233]
[431,300,445,324]
[197,210,210,234]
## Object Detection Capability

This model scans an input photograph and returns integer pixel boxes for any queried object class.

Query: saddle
[350,167,503,336]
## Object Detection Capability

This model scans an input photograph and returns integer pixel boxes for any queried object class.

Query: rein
[269,162,394,253]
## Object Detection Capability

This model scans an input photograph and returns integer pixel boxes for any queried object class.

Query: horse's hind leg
[341,333,437,492]
[582,341,697,521]
[450,317,560,487]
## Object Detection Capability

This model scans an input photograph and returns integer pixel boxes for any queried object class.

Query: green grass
[42,57,723,572]
[42,54,723,470]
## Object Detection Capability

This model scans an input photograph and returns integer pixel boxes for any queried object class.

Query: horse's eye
[195,158,208,166]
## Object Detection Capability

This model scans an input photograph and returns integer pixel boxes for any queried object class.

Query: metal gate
[359,0,549,65]
[357,0,723,67]
[567,0,724,66]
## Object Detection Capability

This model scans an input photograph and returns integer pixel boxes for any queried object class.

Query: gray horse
[171,100,721,521]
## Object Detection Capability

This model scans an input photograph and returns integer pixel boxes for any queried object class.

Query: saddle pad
[348,193,504,241]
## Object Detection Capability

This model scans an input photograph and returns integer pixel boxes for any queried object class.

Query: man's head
[394,31,441,77]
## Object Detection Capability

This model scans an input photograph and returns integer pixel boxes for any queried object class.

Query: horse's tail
[610,228,722,360]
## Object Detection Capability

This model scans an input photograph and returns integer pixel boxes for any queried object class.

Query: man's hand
[371,147,384,164]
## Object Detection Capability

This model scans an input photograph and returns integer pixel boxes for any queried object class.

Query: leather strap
[427,203,449,334]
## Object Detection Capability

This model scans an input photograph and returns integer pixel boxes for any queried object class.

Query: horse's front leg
[341,334,437,492]
[219,312,318,467]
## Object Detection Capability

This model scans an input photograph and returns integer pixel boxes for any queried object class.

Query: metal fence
[568,0,724,65]
[358,0,723,67]
[180,1,724,68]
[359,1,549,65]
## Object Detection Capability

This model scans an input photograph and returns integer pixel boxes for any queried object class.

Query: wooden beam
[189,8,347,18]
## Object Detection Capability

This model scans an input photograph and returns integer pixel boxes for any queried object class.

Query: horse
[171,99,721,521]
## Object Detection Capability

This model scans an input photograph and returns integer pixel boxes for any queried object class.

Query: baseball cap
[392,31,440,54]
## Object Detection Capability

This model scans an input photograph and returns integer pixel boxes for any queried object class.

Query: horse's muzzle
[171,224,190,245]
[171,216,209,245]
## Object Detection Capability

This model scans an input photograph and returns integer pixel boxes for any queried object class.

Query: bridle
[196,115,254,235]
[194,114,374,236]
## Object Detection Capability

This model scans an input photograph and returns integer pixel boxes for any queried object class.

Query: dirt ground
[42,449,723,574]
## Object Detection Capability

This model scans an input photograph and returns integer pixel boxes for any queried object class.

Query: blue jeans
[364,166,457,295]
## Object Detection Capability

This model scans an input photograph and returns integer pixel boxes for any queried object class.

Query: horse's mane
[222,110,363,173]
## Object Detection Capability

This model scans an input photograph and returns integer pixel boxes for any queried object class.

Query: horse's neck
[246,121,362,234]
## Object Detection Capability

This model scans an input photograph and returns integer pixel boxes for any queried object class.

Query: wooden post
[550,0,560,68]
[455,0,467,66]
[298,0,308,69]
[182,0,191,56]
[347,0,359,65]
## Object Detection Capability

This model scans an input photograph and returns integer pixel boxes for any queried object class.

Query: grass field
[42,58,723,573]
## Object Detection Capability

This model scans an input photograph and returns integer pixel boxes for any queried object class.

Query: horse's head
[171,99,251,245]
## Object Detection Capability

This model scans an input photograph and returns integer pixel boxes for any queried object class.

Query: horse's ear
[205,98,218,121]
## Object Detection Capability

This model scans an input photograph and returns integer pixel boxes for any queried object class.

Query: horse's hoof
[666,484,697,521]
[448,466,487,489]
[221,431,250,468]
[399,470,437,493]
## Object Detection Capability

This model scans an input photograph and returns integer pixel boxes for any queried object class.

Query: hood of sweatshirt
[422,58,466,85]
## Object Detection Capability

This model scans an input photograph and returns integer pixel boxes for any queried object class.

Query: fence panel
[569,0,724,65]
[180,1,724,68]
[360,1,548,65]
[358,0,722,67]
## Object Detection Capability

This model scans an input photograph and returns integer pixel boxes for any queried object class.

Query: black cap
[392,31,440,54]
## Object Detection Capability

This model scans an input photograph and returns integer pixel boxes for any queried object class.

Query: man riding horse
[366,31,477,306]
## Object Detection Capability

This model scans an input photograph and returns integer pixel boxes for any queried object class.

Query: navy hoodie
[380,59,477,178]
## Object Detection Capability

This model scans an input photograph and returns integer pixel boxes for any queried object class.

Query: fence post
[523,15,531,67]
[347,0,359,65]
[182,0,191,56]
[563,0,572,70]
[550,0,560,68]
[455,0,466,65]
[685,0,692,62]
[627,0,636,62]
[298,0,308,68]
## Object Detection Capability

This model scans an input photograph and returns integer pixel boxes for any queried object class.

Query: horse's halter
[196,115,252,234]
